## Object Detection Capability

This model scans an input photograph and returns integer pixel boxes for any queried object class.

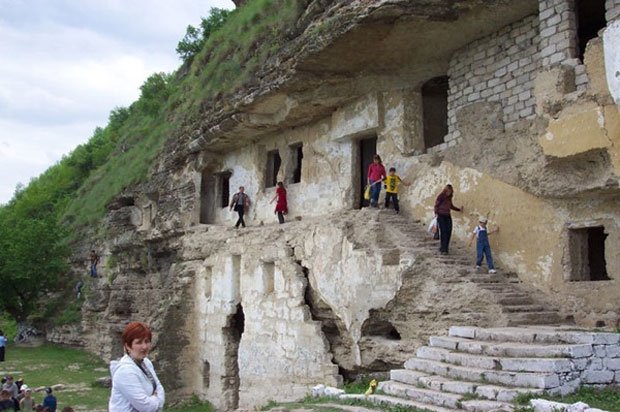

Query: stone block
[582,370,614,384]
[593,345,607,357]
[442,380,475,394]
[604,358,620,370]
[606,345,620,357]
[539,107,611,158]
[449,326,477,339]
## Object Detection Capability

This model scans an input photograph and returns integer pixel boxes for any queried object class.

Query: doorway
[355,136,377,208]
[567,226,609,281]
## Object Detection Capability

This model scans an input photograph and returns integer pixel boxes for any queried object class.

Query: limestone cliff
[59,0,620,409]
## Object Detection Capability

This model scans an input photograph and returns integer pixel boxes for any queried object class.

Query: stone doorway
[567,226,610,281]
[200,170,217,224]
[221,303,245,410]
[422,76,449,150]
[354,136,377,208]
[576,0,606,61]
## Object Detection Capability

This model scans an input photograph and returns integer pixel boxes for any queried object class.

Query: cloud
[0,0,233,204]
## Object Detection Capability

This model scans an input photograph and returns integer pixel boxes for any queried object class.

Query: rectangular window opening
[219,171,232,208]
[422,76,449,150]
[567,226,609,281]
[290,143,303,184]
[576,0,606,61]
[265,150,281,188]
[261,261,275,295]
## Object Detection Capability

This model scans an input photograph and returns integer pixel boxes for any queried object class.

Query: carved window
[219,171,231,208]
[289,143,303,184]
[567,226,609,281]
[265,150,281,188]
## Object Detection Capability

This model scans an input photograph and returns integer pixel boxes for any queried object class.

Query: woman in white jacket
[109,322,165,412]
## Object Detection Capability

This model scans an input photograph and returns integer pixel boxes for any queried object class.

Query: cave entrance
[422,76,449,150]
[353,136,377,209]
[576,0,606,61]
[222,303,245,410]
[567,226,609,281]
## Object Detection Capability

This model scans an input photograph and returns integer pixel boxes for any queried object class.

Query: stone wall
[445,14,540,145]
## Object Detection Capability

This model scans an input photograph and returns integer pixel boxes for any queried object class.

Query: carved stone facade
[73,0,620,409]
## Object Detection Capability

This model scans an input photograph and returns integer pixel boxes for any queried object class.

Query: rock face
[71,0,620,409]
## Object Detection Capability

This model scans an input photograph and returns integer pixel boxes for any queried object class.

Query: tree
[176,8,232,62]
[0,210,68,323]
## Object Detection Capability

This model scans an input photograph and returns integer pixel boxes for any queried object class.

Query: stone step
[428,335,594,358]
[379,381,515,412]
[340,394,455,412]
[506,311,563,326]
[390,369,543,402]
[498,296,536,305]
[448,326,620,345]
[379,380,461,409]
[404,357,560,389]
[501,304,547,313]
[415,346,574,373]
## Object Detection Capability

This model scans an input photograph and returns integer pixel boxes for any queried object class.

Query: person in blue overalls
[468,216,499,274]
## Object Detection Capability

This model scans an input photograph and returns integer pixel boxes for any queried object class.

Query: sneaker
[489,269,497,274]
[475,265,481,270]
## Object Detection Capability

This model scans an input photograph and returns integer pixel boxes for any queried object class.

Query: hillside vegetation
[0,0,306,328]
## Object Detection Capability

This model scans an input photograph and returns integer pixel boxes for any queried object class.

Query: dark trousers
[235,206,246,228]
[384,192,399,212]
[437,214,452,253]
[0,346,4,361]
[277,212,285,224]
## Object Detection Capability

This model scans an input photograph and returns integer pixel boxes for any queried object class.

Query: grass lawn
[0,343,213,412]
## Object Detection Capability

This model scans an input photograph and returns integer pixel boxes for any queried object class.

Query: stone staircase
[342,325,620,412]
[375,209,567,326]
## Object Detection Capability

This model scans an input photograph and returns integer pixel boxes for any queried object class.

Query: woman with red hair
[109,322,165,412]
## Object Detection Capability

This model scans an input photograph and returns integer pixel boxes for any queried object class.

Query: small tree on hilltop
[176,8,232,63]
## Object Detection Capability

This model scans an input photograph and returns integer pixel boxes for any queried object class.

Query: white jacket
[109,355,165,412]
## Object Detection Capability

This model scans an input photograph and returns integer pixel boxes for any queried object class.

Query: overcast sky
[0,0,233,204]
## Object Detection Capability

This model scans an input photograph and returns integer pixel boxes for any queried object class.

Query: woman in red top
[367,155,387,207]
[270,182,288,224]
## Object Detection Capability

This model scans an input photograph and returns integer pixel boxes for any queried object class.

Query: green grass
[513,386,620,411]
[0,344,214,412]
[0,344,110,411]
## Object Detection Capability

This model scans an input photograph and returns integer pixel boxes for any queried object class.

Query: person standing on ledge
[89,250,100,278]
[367,155,386,207]
[229,186,251,228]
[434,184,464,255]
[109,322,165,412]
[270,182,288,224]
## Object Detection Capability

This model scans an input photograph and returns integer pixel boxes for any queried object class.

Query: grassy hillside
[0,0,307,327]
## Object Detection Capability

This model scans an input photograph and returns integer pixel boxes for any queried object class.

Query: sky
[0,0,233,204]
